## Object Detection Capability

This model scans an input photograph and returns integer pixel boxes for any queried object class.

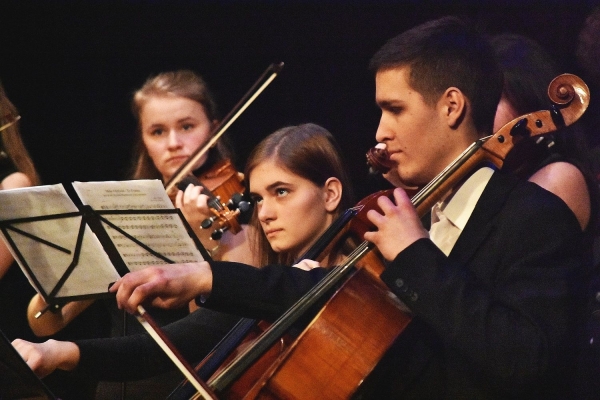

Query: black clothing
[203,171,591,399]
[76,307,240,381]
[0,261,111,399]
[66,171,591,399]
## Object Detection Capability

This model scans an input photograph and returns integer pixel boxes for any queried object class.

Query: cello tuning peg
[366,143,393,174]
[510,118,530,137]
[549,104,566,128]
[537,134,555,149]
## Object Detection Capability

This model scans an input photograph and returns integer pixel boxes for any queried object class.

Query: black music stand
[0,182,210,309]
[0,329,58,400]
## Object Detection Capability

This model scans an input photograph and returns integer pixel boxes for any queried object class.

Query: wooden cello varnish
[221,191,413,400]
[186,74,590,400]
[243,262,411,399]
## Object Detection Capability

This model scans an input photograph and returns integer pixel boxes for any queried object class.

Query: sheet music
[0,184,119,298]
[0,180,204,301]
[73,180,204,272]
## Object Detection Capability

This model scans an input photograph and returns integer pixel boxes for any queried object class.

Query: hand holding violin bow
[165,63,283,244]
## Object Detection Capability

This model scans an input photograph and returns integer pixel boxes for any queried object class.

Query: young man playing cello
[18,16,593,399]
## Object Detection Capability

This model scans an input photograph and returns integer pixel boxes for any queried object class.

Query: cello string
[0,114,20,133]
[207,73,590,395]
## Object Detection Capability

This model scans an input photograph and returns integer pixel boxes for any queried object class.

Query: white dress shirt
[429,166,495,255]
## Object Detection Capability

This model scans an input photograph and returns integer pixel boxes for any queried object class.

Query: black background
[2,0,599,200]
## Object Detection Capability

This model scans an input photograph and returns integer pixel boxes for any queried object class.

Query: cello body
[219,194,413,399]
[234,264,411,399]
[171,74,590,400]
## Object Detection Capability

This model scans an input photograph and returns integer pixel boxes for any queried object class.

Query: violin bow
[164,62,284,196]
[134,63,284,400]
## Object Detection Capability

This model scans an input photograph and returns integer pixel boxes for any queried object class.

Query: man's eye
[276,188,289,197]
[182,124,194,131]
[252,196,263,204]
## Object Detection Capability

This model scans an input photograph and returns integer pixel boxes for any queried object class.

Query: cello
[169,73,590,399]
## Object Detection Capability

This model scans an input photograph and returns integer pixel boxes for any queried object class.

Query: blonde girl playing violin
[23,70,261,398]
[27,71,257,334]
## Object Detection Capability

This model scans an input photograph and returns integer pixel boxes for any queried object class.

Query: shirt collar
[439,166,495,230]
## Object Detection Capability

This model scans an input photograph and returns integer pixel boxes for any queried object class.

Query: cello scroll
[170,73,591,400]
[366,73,590,177]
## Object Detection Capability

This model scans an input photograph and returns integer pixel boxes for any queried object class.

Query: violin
[167,73,590,399]
[130,64,285,399]
[165,63,284,239]
[176,159,250,239]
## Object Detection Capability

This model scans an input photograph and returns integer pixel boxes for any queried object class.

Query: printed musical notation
[73,180,203,272]
[0,180,205,301]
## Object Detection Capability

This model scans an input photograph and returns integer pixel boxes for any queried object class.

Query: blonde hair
[128,70,232,180]
[0,82,40,185]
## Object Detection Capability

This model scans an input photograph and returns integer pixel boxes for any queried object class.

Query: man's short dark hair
[369,16,503,135]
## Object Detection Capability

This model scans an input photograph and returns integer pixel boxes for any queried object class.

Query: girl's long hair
[245,123,354,266]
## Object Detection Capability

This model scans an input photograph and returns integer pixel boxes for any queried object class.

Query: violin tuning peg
[201,217,215,229]
[238,201,251,213]
[211,228,225,241]
[230,192,243,204]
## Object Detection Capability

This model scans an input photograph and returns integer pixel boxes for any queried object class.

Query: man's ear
[440,87,466,128]
[323,177,343,212]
